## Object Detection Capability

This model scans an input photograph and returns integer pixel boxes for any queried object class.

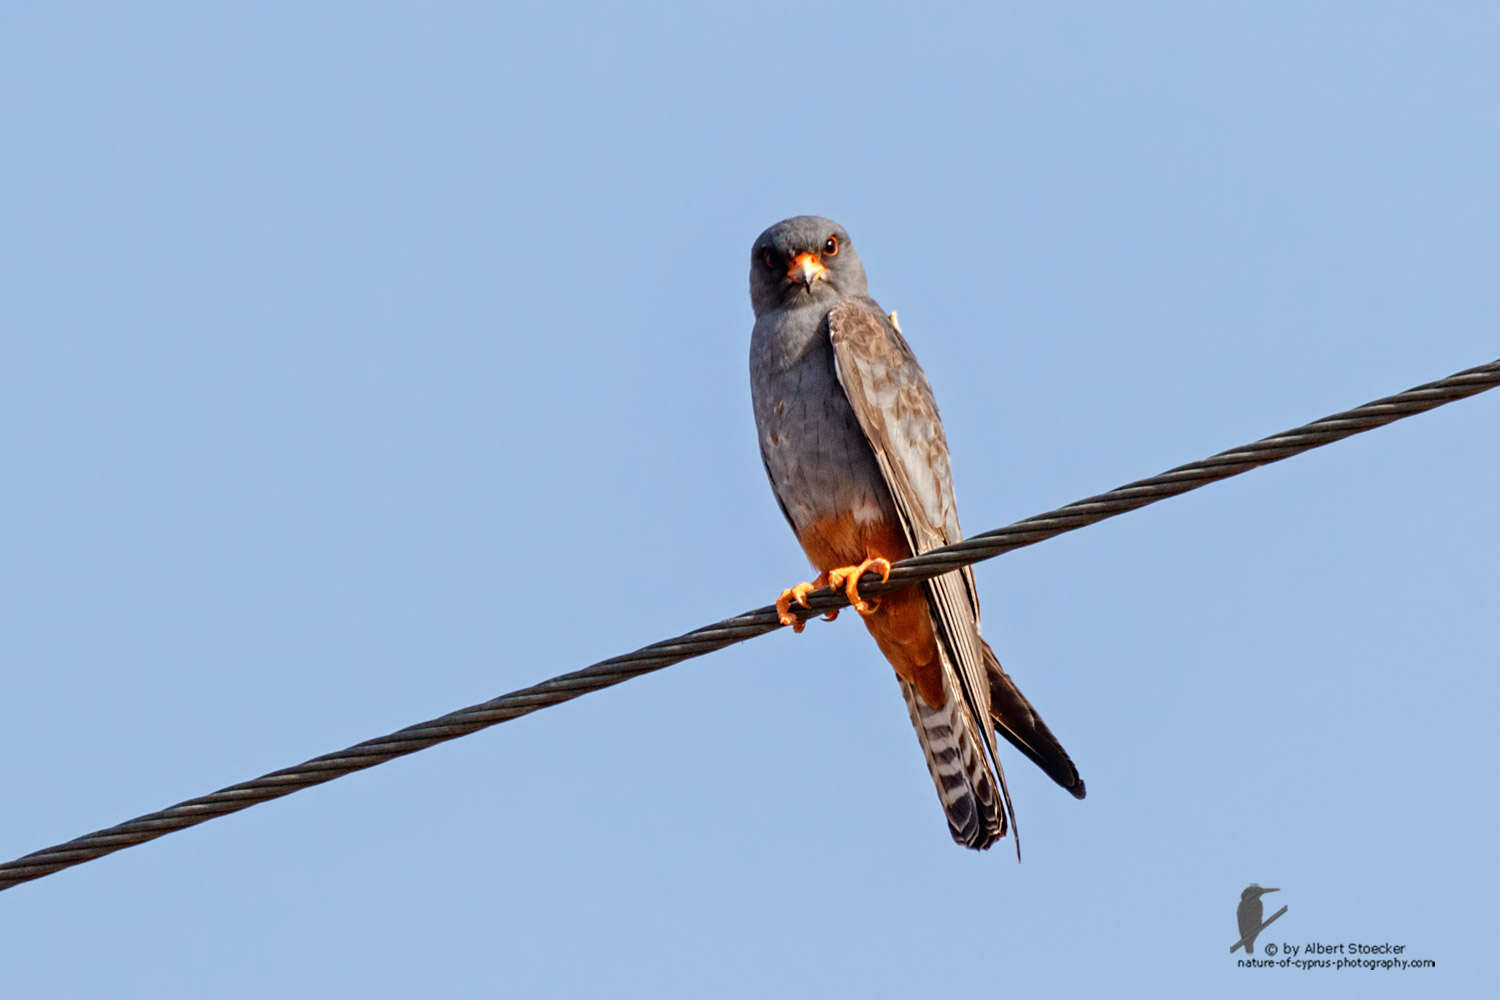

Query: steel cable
[2,357,1495,892]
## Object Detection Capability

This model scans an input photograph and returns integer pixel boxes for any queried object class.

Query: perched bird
[748,215,1084,850]
[1236,885,1280,954]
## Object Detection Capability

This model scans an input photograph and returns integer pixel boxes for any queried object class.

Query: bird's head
[1241,885,1279,901]
[749,215,868,317]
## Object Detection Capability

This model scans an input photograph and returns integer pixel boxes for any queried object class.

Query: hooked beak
[788,252,826,290]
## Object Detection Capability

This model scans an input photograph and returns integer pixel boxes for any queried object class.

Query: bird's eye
[823,236,839,257]
[761,249,776,269]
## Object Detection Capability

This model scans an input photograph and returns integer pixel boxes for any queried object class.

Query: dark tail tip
[982,641,1087,799]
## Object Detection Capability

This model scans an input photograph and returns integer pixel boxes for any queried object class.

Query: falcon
[748,216,1085,850]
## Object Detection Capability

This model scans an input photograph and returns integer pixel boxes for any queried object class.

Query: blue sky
[3,4,1496,996]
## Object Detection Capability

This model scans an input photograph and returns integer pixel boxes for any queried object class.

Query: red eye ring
[823,236,839,257]
[762,249,775,268]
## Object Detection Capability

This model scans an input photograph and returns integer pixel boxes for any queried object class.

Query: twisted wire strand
[2,357,1495,892]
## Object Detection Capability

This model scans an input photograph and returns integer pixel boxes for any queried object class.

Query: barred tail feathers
[899,678,1007,850]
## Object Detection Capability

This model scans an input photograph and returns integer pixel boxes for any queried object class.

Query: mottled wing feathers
[826,297,1015,846]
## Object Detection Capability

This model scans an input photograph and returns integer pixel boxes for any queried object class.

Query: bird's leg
[776,556,894,630]
[827,556,893,617]
[775,572,840,632]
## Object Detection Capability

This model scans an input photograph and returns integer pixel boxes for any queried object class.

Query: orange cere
[787,252,826,282]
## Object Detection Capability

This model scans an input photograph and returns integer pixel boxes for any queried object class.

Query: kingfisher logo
[1228,883,1435,971]
[1231,884,1287,954]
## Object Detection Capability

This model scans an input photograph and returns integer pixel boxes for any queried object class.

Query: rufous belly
[794,511,947,709]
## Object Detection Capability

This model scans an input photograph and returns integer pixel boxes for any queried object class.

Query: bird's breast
[751,309,902,569]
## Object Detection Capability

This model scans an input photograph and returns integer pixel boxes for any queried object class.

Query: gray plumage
[748,216,1083,851]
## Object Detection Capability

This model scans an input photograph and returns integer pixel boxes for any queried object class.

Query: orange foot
[827,557,893,617]
[776,573,840,633]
